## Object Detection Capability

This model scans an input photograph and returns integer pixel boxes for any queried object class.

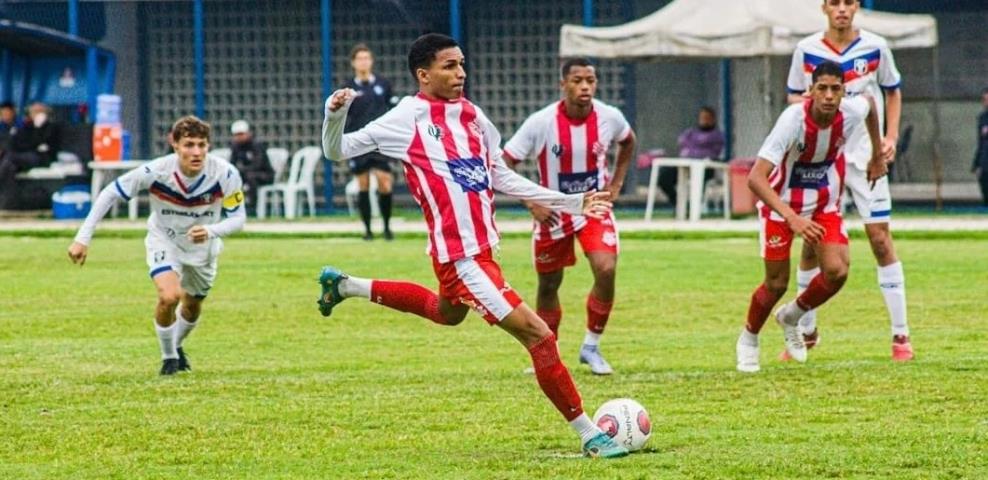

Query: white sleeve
[878,44,902,90]
[72,186,123,246]
[322,94,379,161]
[502,116,539,161]
[757,107,800,165]
[609,106,633,141]
[786,48,809,94]
[205,166,247,239]
[491,155,584,214]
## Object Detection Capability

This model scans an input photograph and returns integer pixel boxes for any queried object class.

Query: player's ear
[416,67,429,85]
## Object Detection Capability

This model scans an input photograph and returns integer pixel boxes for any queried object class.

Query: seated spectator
[0,102,61,206]
[0,101,22,149]
[228,119,273,208]
[659,106,725,205]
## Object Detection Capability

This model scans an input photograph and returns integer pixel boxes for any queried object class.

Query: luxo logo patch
[448,157,489,193]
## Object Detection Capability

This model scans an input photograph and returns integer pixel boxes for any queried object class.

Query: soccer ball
[592,398,652,452]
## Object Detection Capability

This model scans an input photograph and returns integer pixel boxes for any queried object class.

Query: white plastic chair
[210,147,231,161]
[266,147,289,183]
[257,146,322,219]
[344,174,380,217]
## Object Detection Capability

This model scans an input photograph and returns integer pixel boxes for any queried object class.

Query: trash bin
[729,157,758,216]
[52,185,91,220]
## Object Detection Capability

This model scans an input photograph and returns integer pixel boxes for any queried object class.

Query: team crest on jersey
[854,58,869,76]
[373,85,384,96]
[428,124,444,141]
[551,144,565,158]
[796,142,807,153]
[467,120,483,139]
[448,156,489,192]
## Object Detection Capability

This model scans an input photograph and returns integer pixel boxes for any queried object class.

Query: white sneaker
[579,344,614,375]
[736,332,760,373]
[776,302,807,363]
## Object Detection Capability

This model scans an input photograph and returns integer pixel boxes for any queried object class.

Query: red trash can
[729,157,758,216]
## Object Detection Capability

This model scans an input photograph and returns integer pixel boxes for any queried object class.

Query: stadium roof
[559,0,938,59]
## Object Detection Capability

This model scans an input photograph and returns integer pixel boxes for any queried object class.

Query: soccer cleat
[779,328,820,362]
[177,347,191,372]
[582,432,629,459]
[362,232,374,241]
[736,333,760,373]
[383,229,394,241]
[317,266,349,317]
[159,358,181,376]
[579,344,614,375]
[776,302,807,363]
[892,335,915,362]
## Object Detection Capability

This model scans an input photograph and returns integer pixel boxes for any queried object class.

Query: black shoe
[362,232,374,241]
[177,347,191,371]
[160,358,181,376]
[383,229,394,241]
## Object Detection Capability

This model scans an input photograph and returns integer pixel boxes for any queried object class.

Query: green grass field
[1,234,986,479]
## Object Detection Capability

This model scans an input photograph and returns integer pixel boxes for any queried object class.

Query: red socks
[537,308,562,337]
[527,334,584,421]
[796,274,841,311]
[586,294,612,334]
[746,283,783,334]
[370,280,446,325]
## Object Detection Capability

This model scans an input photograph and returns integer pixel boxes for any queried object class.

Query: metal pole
[863,0,875,10]
[931,45,944,210]
[450,0,462,43]
[0,50,11,102]
[320,0,335,213]
[583,0,593,27]
[193,0,205,118]
[86,47,98,122]
[720,59,732,159]
[68,0,79,36]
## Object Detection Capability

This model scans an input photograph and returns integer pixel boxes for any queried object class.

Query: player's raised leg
[864,221,913,361]
[497,303,626,458]
[580,251,617,375]
[738,257,790,373]
[152,270,184,375]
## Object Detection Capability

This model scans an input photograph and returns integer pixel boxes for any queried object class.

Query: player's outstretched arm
[501,151,557,227]
[490,154,589,215]
[68,185,124,266]
[747,158,824,244]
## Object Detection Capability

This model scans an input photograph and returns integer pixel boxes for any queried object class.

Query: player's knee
[537,273,563,294]
[442,310,467,326]
[158,289,182,308]
[592,261,616,284]
[868,231,894,261]
[823,264,848,286]
[764,275,789,296]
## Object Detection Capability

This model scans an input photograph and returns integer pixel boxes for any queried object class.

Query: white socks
[155,321,178,359]
[796,267,820,333]
[583,331,602,347]
[878,262,909,337]
[739,329,759,347]
[569,413,601,444]
[175,306,198,347]
[340,276,372,299]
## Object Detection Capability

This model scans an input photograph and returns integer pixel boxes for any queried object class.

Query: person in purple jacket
[659,106,725,205]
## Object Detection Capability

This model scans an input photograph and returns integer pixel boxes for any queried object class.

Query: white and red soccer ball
[592,398,652,452]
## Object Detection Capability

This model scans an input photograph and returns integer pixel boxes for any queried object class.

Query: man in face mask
[0,101,22,149]
[658,106,726,205]
[0,102,62,207]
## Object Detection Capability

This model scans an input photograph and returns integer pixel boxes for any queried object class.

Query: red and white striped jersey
[786,30,901,169]
[757,97,870,221]
[324,92,585,263]
[503,99,631,240]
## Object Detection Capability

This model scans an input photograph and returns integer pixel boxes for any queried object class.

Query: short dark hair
[699,106,716,117]
[812,61,845,84]
[0,101,14,110]
[407,33,459,79]
[350,43,372,60]
[560,58,594,79]
[170,115,211,143]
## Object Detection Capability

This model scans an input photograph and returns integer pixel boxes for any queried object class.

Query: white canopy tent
[559,0,937,59]
[560,0,943,203]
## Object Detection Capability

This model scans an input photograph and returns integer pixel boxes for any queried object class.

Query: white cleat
[776,302,807,363]
[578,344,614,375]
[736,333,761,373]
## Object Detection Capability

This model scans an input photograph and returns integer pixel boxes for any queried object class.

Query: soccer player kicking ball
[736,61,886,373]
[319,33,627,458]
[503,58,636,375]
[68,116,246,376]
[785,0,913,361]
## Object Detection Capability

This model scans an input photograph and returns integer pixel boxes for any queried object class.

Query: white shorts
[844,165,892,224]
[145,230,223,298]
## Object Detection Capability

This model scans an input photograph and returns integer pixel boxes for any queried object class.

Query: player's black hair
[407,33,459,79]
[0,101,14,110]
[812,61,845,84]
[699,105,716,117]
[560,57,594,79]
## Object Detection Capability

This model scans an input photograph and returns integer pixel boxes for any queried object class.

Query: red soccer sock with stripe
[537,308,562,338]
[745,283,783,334]
[370,280,446,325]
[528,334,584,421]
[795,274,842,311]
[585,294,613,339]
